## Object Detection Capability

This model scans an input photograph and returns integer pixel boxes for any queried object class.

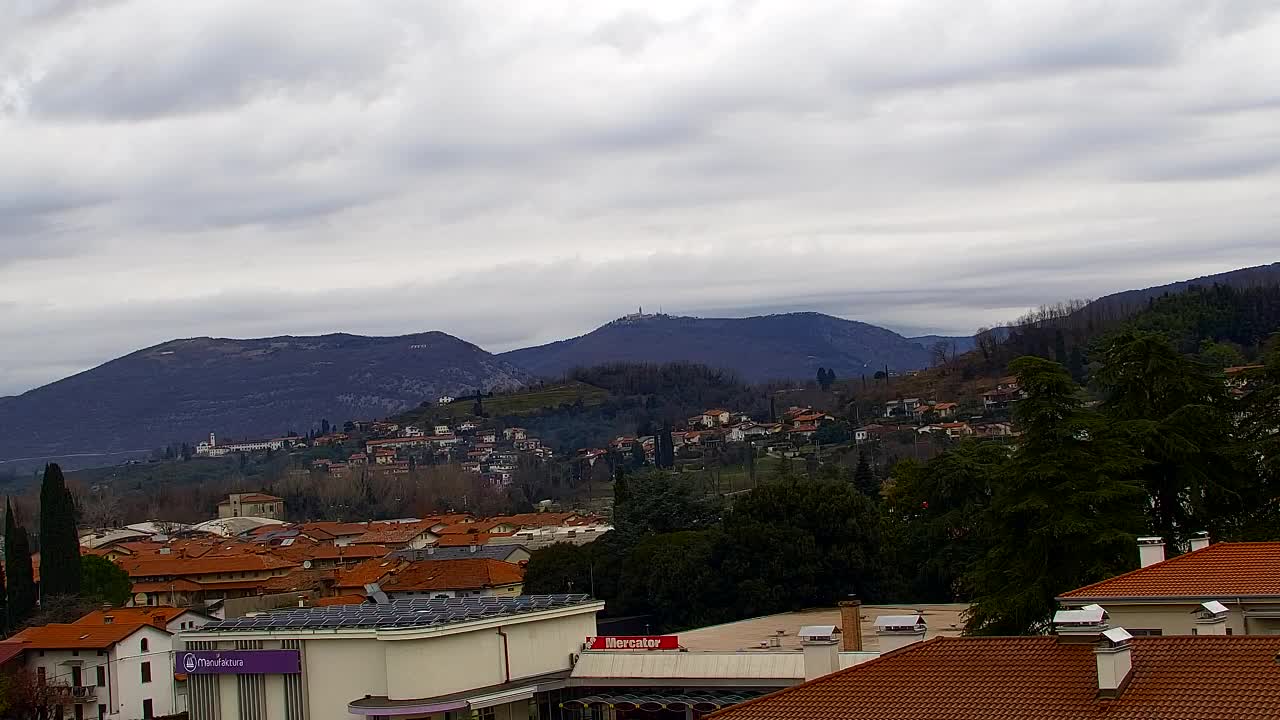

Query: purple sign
[177,650,301,675]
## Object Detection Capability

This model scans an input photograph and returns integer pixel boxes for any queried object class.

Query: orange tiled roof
[9,623,155,650]
[1058,542,1280,599]
[298,521,370,538]
[271,543,390,563]
[120,553,298,578]
[709,636,1280,720]
[434,533,514,547]
[380,558,523,593]
[334,558,406,589]
[260,568,335,593]
[437,521,505,534]
[131,579,203,593]
[351,521,436,546]
[74,607,190,628]
[488,512,580,529]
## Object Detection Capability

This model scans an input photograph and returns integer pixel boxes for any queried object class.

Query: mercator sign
[585,635,679,650]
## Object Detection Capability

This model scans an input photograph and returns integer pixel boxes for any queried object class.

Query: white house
[11,622,181,720]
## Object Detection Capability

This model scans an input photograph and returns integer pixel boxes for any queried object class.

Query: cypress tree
[853,452,878,499]
[39,463,81,599]
[5,500,36,628]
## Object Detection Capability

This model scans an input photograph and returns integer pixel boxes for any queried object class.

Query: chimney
[1192,600,1229,635]
[1137,537,1165,568]
[1189,531,1210,553]
[1054,604,1110,643]
[426,546,435,556]
[839,597,864,652]
[798,626,841,681]
[874,615,927,654]
[1095,627,1134,698]
[469,544,478,553]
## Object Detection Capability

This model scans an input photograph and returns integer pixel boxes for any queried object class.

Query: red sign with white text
[585,635,680,651]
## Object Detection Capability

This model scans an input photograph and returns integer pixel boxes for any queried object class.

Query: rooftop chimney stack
[798,626,842,681]
[1095,627,1134,698]
[874,615,927,654]
[1189,531,1211,553]
[1137,537,1165,568]
[1193,600,1230,635]
[839,597,864,652]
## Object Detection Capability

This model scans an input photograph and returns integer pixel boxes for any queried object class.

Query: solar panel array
[199,594,592,632]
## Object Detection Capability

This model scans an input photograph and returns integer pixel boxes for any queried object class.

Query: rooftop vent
[1189,531,1211,553]
[875,615,927,654]
[1193,600,1230,635]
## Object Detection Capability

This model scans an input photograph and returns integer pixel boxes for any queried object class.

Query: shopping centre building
[176,595,961,719]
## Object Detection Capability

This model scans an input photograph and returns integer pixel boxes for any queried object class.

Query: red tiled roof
[74,607,191,628]
[1059,542,1280,599]
[120,553,298,578]
[219,493,282,504]
[488,512,579,528]
[9,623,156,650]
[434,532,514,547]
[0,641,25,665]
[380,558,523,593]
[709,636,1280,720]
[334,558,406,589]
[131,579,203,593]
[351,522,436,546]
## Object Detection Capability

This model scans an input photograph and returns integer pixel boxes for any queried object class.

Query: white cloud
[1,0,1279,394]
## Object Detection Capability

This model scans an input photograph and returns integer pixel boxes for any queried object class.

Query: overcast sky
[2,1,1279,395]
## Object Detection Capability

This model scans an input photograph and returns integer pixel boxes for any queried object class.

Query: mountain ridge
[0,331,530,471]
[500,311,936,381]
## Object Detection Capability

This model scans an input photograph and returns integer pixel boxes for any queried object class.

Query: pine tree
[39,463,81,599]
[853,452,878,499]
[5,500,36,628]
[964,357,1145,635]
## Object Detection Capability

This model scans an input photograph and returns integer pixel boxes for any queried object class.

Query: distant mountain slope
[0,333,529,468]
[909,335,977,354]
[501,312,933,382]
[1084,262,1280,318]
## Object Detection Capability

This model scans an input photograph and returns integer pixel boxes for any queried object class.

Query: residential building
[217,492,285,520]
[349,521,438,550]
[10,622,180,720]
[1056,538,1280,636]
[982,376,1025,411]
[178,594,602,720]
[196,433,289,458]
[930,402,959,419]
[121,553,299,607]
[707,633,1280,720]
[394,545,532,564]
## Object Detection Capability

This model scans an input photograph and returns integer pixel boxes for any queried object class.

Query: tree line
[526,329,1280,634]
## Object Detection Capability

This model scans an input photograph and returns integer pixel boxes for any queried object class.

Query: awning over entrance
[348,671,568,717]
[561,690,764,713]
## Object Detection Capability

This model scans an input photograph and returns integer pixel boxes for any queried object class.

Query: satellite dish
[302,560,313,569]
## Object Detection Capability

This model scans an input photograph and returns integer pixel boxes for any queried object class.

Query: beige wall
[1065,602,1261,636]
[386,629,504,701]
[503,612,596,680]
[304,638,388,720]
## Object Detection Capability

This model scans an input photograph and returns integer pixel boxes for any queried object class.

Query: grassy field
[397,381,610,426]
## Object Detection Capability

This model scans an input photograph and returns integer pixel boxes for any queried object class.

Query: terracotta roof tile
[120,553,298,578]
[710,636,1280,720]
[334,558,406,589]
[380,558,523,593]
[1059,542,1280,599]
[9,623,155,650]
[74,607,190,628]
[351,521,436,546]
[434,533,515,547]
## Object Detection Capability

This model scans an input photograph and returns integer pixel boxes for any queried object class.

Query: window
[142,699,153,719]
[477,708,496,720]
[96,666,106,687]
[1128,629,1163,637]
[140,662,152,683]
[140,638,149,653]
[74,705,83,720]
[36,667,46,684]
[97,704,106,720]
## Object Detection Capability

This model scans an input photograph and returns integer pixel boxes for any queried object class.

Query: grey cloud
[2,1,1280,393]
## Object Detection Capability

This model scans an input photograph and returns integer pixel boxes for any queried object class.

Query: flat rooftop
[679,604,968,653]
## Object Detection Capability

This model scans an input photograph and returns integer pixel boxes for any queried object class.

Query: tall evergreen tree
[659,422,676,468]
[1095,331,1246,547]
[853,452,878,499]
[5,500,36,628]
[630,440,647,468]
[964,356,1145,635]
[39,463,81,599]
